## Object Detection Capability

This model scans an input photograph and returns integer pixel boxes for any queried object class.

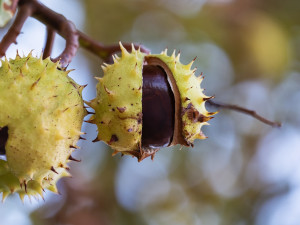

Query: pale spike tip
[119,42,129,56]
[131,43,136,53]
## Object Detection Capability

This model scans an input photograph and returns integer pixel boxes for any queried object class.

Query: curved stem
[43,26,55,59]
[19,0,79,67]
[1,0,150,65]
[78,30,150,61]
[207,100,282,128]
[0,2,33,56]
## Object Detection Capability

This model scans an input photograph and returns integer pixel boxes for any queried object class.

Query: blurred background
[1,0,300,224]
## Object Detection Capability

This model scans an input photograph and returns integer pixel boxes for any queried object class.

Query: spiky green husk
[89,43,214,158]
[0,54,86,201]
[88,44,145,152]
[153,50,215,145]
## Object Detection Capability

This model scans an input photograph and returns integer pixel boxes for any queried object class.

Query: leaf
[0,0,17,28]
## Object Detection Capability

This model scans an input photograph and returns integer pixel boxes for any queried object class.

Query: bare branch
[18,0,79,67]
[1,0,150,65]
[43,26,55,59]
[207,100,282,128]
[78,30,150,61]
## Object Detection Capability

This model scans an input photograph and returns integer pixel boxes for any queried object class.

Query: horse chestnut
[88,43,215,161]
[0,54,86,201]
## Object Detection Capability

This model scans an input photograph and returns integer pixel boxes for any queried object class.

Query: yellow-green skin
[0,54,86,201]
[89,45,144,152]
[90,43,214,155]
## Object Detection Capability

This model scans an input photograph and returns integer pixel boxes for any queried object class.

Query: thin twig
[0,0,79,67]
[19,0,79,67]
[207,100,282,128]
[1,0,150,65]
[43,26,55,59]
[0,2,33,56]
[78,30,150,61]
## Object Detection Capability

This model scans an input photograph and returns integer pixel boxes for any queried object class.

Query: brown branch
[18,0,79,67]
[0,0,79,67]
[78,31,150,61]
[1,0,150,65]
[43,26,55,59]
[207,100,282,128]
[0,2,33,56]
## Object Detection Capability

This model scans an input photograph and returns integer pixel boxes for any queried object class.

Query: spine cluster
[88,44,145,152]
[0,53,86,201]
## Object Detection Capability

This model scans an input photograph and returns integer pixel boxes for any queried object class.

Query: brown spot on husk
[117,107,126,113]
[108,135,118,145]
[104,86,113,95]
[50,166,58,174]
[69,81,77,89]
[123,148,159,162]
[31,77,41,89]
[137,112,142,124]
[182,103,212,123]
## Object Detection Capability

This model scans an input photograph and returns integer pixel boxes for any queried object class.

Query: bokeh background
[1,0,300,224]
